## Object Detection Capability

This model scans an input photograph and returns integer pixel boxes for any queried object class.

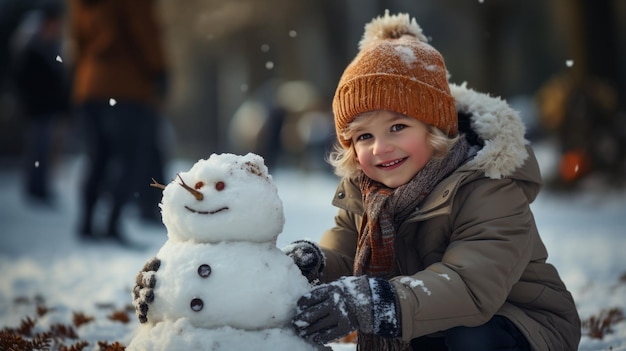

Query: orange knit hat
[333,11,458,148]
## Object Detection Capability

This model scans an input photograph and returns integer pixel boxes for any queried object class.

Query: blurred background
[1,0,625,189]
[1,3,625,348]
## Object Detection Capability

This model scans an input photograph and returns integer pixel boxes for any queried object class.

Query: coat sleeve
[318,208,360,282]
[392,177,535,341]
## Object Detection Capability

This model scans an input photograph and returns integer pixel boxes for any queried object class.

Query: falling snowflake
[265,61,274,70]
[566,60,574,67]
[109,98,117,106]
[34,161,39,168]
[288,30,297,38]
[260,44,270,53]
[55,55,63,63]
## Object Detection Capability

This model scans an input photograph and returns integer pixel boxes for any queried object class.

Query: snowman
[127,153,326,351]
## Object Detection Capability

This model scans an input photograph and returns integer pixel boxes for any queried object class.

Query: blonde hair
[327,116,459,179]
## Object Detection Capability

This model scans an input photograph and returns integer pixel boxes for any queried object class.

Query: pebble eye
[215,181,225,191]
[194,181,204,190]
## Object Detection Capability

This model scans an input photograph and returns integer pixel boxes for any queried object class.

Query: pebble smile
[184,206,229,215]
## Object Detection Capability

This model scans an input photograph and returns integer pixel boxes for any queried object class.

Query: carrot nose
[177,174,204,201]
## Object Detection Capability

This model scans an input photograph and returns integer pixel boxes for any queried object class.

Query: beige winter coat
[318,83,581,350]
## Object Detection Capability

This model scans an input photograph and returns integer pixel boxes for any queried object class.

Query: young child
[284,11,581,351]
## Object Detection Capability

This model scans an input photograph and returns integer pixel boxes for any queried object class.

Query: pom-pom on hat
[333,11,458,148]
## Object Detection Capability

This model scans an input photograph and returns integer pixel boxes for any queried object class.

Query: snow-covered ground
[1,142,625,350]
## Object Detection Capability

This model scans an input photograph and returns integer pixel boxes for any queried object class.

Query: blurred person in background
[10,0,69,206]
[535,0,626,189]
[68,0,169,244]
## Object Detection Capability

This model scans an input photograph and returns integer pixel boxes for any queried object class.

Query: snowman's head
[160,153,284,243]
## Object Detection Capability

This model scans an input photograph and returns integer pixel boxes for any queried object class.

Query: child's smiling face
[351,111,433,188]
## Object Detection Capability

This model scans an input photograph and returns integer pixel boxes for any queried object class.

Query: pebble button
[198,264,211,278]
[190,298,204,311]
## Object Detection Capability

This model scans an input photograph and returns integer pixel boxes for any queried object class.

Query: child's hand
[282,240,326,283]
[132,257,161,323]
[292,276,400,344]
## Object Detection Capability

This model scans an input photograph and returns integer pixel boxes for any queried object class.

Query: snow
[1,143,626,350]
[394,46,417,66]
[138,240,308,330]
[397,277,432,296]
[125,153,316,350]
[158,153,284,243]
[129,320,319,351]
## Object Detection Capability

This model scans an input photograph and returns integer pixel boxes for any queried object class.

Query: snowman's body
[149,240,309,330]
[127,153,320,351]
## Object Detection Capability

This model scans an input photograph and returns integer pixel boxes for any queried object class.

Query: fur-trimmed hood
[450,82,533,180]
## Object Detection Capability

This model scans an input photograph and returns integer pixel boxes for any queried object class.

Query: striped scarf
[354,136,470,351]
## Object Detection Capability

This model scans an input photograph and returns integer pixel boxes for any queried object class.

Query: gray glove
[283,240,326,283]
[132,257,161,323]
[292,275,400,345]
